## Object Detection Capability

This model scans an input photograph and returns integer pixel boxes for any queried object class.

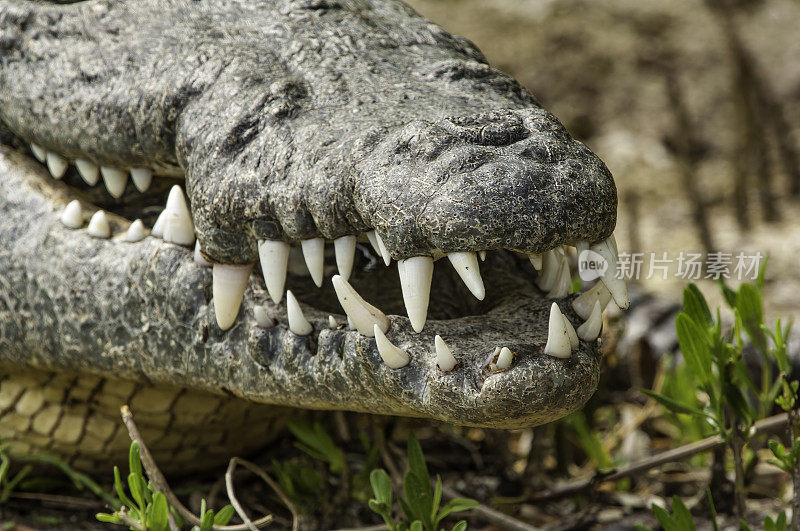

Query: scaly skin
[0,0,616,469]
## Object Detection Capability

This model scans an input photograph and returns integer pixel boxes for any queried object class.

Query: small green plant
[636,491,787,531]
[271,457,325,514]
[287,419,346,475]
[640,270,794,518]
[368,434,478,531]
[635,495,697,531]
[96,441,234,531]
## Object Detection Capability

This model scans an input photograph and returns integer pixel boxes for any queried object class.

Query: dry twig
[120,405,273,530]
[531,411,791,502]
[226,457,299,531]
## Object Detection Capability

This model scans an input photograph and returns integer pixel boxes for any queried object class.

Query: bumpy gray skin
[0,0,615,428]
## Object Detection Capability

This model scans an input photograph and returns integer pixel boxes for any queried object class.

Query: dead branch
[120,405,273,531]
[530,411,791,502]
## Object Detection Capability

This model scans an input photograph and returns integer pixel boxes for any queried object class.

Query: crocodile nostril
[444,111,530,147]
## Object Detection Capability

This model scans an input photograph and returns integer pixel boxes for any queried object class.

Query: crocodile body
[0,0,620,470]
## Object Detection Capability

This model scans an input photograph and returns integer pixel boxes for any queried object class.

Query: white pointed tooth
[576,241,589,257]
[496,347,514,370]
[397,256,434,333]
[366,231,381,256]
[194,241,212,267]
[447,251,485,300]
[100,167,128,198]
[258,240,290,303]
[301,238,325,287]
[86,210,111,239]
[30,143,46,162]
[125,219,147,242]
[333,236,356,281]
[75,159,100,185]
[577,300,603,341]
[529,253,543,271]
[536,248,564,292]
[347,316,355,330]
[544,303,571,358]
[46,152,68,179]
[151,210,166,238]
[564,314,579,350]
[373,232,391,266]
[331,275,389,337]
[162,185,195,246]
[573,282,611,320]
[478,250,487,262]
[254,306,275,328]
[373,324,410,369]
[286,290,313,336]
[547,258,572,298]
[328,315,338,329]
[591,236,629,309]
[434,335,457,372]
[60,200,83,229]
[212,263,252,331]
[130,168,153,192]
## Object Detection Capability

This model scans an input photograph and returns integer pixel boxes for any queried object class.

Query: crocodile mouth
[0,136,627,428]
[0,0,625,429]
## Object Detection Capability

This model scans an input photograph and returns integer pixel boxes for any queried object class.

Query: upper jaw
[0,142,608,428]
[354,108,617,259]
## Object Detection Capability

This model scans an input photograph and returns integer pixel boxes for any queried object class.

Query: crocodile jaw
[0,145,600,428]
[0,0,623,428]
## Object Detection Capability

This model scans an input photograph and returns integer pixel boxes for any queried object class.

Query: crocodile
[0,0,625,472]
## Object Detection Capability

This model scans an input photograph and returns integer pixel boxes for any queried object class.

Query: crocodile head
[0,0,625,429]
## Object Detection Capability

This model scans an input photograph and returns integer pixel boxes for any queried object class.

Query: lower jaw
[0,143,601,428]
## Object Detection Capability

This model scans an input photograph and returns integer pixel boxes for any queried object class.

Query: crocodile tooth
[60,200,83,229]
[328,315,337,329]
[30,143,46,162]
[333,235,356,281]
[194,241,212,267]
[254,306,275,328]
[286,290,313,336]
[572,281,612,320]
[536,248,563,292]
[347,316,355,330]
[435,335,457,372]
[125,219,147,242]
[162,185,195,246]
[564,313,579,350]
[577,300,603,341]
[75,159,100,185]
[366,231,381,256]
[547,257,571,298]
[398,256,433,333]
[529,253,543,270]
[544,303,571,358]
[591,236,629,309]
[331,274,389,337]
[478,250,487,262]
[86,210,111,239]
[258,240,290,303]
[212,263,252,330]
[301,238,325,287]
[374,231,391,266]
[46,152,68,179]
[496,347,513,370]
[151,210,166,238]
[100,167,128,198]
[447,251,485,300]
[130,168,153,192]
[373,324,409,369]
